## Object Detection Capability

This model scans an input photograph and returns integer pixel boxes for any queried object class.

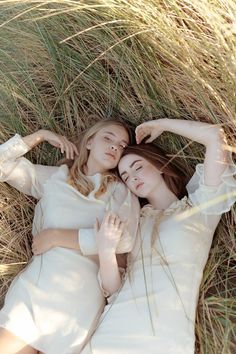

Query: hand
[39,130,79,159]
[95,212,125,254]
[32,229,57,255]
[135,119,167,144]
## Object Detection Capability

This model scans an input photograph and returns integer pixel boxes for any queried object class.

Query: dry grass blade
[0,0,235,353]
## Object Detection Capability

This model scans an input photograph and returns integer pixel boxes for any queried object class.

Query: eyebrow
[120,159,142,177]
[103,131,128,145]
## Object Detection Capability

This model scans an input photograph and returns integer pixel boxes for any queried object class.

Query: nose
[110,144,118,152]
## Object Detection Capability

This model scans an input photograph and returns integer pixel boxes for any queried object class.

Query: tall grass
[0,1,235,353]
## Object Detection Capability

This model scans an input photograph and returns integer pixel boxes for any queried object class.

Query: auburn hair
[121,143,188,201]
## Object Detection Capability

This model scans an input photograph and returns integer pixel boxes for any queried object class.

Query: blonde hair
[67,119,132,197]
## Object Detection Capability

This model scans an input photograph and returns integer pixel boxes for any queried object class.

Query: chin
[102,162,116,170]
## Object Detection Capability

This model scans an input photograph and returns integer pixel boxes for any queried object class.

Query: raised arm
[22,129,78,159]
[0,130,78,198]
[136,119,229,186]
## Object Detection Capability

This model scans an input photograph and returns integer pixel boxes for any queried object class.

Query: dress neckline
[141,196,189,217]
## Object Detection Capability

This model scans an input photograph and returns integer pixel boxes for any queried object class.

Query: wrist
[37,129,47,142]
[98,248,116,258]
[50,229,61,247]
[159,118,169,130]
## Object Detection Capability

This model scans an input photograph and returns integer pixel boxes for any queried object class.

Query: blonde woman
[82,119,236,354]
[0,120,139,354]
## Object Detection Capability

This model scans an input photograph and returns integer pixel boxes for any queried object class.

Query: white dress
[0,134,140,354]
[82,159,236,354]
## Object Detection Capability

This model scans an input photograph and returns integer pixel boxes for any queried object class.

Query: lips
[136,182,144,190]
[105,152,116,160]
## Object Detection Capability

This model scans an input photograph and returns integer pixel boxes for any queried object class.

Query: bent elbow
[210,126,229,163]
[211,126,226,144]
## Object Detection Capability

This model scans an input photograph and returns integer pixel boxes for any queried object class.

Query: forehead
[118,154,145,172]
[98,125,129,141]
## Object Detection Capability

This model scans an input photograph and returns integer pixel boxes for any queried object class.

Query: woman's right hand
[95,212,125,255]
[135,119,168,144]
[39,130,79,160]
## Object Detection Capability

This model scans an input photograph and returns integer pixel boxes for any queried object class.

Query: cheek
[117,150,123,160]
[144,166,159,179]
[126,180,137,194]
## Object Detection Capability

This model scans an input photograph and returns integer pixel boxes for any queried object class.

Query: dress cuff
[0,134,30,163]
[187,158,236,215]
[97,268,126,300]
[78,229,97,255]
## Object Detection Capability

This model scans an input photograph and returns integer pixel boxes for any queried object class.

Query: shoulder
[111,179,129,197]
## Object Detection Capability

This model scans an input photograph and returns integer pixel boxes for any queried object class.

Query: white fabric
[79,178,139,255]
[82,160,236,354]
[0,134,140,354]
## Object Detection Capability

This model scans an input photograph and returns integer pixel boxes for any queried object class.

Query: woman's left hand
[32,229,57,255]
[135,119,167,144]
[95,212,125,254]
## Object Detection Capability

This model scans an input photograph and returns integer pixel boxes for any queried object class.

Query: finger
[61,137,71,159]
[72,144,79,156]
[108,212,118,225]
[64,139,75,160]
[59,142,64,154]
[59,137,68,158]
[135,124,145,133]
[135,129,147,144]
[135,125,146,136]
[103,211,111,225]
[135,127,144,138]
[114,216,122,228]
[67,142,74,160]
[70,142,77,159]
[145,136,154,143]
[119,221,125,231]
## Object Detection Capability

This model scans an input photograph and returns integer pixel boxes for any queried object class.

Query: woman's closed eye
[123,175,129,183]
[119,144,127,150]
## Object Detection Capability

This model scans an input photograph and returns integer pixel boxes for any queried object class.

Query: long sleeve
[185,154,236,230]
[186,155,236,215]
[78,181,140,255]
[0,134,59,199]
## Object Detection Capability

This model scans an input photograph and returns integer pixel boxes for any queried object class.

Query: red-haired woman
[83,118,236,354]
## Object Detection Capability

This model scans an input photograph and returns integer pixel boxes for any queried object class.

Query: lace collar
[140,196,189,217]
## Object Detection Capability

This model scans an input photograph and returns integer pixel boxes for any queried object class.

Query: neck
[84,158,106,176]
[148,182,178,210]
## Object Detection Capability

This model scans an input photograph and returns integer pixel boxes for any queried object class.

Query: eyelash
[104,136,127,150]
[123,166,142,182]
